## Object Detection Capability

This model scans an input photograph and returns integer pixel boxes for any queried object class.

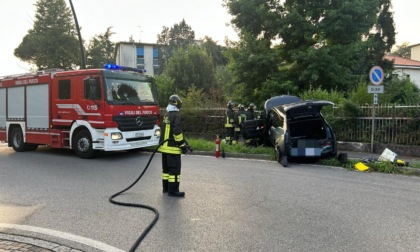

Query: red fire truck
[0,64,161,158]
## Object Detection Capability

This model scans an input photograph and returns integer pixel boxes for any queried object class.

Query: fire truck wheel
[74,130,95,159]
[11,127,28,152]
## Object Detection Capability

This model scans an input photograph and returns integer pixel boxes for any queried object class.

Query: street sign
[373,93,378,105]
[369,66,384,85]
[368,85,384,93]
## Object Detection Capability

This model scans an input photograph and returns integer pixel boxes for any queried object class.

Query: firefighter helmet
[169,95,182,109]
[249,103,256,110]
[227,100,235,108]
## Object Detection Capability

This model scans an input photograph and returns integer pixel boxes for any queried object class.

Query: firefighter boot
[162,173,169,193]
[162,180,168,193]
[168,182,185,197]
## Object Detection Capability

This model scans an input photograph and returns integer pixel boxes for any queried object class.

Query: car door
[268,111,285,148]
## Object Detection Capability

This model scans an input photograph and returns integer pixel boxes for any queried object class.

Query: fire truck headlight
[154,129,161,137]
[111,132,123,140]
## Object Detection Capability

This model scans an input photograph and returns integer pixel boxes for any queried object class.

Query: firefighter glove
[181,145,188,154]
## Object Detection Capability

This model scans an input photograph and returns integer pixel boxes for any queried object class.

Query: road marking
[0,223,124,252]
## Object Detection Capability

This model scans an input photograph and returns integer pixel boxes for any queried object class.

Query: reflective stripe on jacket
[158,111,184,154]
[225,108,234,127]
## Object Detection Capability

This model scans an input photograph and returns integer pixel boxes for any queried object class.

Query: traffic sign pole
[371,98,376,154]
[368,66,384,154]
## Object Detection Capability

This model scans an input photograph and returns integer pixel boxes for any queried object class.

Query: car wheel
[276,146,288,167]
[280,156,288,167]
[74,130,95,159]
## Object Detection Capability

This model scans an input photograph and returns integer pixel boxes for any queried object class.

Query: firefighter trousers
[162,153,182,193]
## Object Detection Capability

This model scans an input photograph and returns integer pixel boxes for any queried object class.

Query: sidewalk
[0,233,82,252]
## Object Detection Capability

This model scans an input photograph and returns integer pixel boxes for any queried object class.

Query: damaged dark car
[241,95,337,167]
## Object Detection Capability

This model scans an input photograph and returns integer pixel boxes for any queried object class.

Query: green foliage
[86,27,115,68]
[348,83,373,105]
[391,42,411,58]
[181,85,209,109]
[157,19,196,73]
[341,101,363,118]
[410,161,420,169]
[382,77,420,104]
[224,33,282,105]
[202,36,229,66]
[299,86,344,105]
[155,74,175,107]
[163,45,215,93]
[186,138,275,156]
[370,161,397,173]
[225,0,396,97]
[14,0,80,70]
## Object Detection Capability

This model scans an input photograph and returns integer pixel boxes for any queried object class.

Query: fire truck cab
[0,65,161,158]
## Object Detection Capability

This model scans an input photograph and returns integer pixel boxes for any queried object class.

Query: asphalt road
[0,144,420,252]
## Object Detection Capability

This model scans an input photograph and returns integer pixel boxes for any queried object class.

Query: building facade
[385,53,420,89]
[115,42,160,75]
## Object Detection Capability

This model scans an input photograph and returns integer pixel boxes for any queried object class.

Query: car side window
[272,113,283,128]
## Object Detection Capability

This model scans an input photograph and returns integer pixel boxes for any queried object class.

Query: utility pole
[138,26,143,42]
[69,0,86,69]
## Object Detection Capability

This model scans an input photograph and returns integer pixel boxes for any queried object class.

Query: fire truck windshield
[105,78,157,104]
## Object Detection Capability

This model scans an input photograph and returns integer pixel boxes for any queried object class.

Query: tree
[163,45,215,93]
[224,32,285,105]
[85,27,115,68]
[392,42,411,58]
[224,0,396,95]
[155,74,175,106]
[202,36,229,66]
[14,0,80,70]
[157,19,195,73]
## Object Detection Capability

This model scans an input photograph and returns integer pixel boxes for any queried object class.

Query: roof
[385,55,420,67]
[408,43,420,48]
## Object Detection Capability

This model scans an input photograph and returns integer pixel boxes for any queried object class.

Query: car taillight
[321,141,332,146]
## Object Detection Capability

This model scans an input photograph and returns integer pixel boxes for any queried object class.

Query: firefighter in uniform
[158,95,188,197]
[233,104,247,143]
[225,100,235,144]
[246,103,256,120]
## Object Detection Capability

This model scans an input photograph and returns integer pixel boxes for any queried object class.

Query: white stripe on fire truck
[52,119,105,124]
[87,121,105,124]
[56,104,101,116]
[52,119,73,123]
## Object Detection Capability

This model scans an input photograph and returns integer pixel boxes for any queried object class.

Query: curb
[188,150,272,160]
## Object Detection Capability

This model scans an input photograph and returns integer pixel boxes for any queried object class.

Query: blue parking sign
[369,66,384,85]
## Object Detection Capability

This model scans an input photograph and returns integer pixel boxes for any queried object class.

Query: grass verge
[174,137,420,176]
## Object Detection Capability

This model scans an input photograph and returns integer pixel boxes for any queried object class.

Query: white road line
[0,223,124,252]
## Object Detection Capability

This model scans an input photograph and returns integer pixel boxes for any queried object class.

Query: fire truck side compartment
[27,84,49,129]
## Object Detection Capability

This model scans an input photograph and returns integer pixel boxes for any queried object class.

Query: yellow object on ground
[355,162,370,172]
[396,159,406,166]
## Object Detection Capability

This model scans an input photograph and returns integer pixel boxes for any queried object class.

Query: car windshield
[104,78,157,104]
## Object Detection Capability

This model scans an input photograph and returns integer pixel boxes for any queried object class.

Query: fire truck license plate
[135,132,144,137]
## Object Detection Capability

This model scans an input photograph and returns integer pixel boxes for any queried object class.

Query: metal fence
[330,104,420,145]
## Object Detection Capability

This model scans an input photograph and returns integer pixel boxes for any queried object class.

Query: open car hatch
[282,100,334,119]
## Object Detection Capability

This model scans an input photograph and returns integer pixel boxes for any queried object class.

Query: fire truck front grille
[113,115,158,132]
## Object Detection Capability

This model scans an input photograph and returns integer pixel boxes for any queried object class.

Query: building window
[153,48,159,66]
[58,80,71,99]
[136,46,144,69]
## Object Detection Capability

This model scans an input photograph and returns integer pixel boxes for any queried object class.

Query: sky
[0,0,419,76]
